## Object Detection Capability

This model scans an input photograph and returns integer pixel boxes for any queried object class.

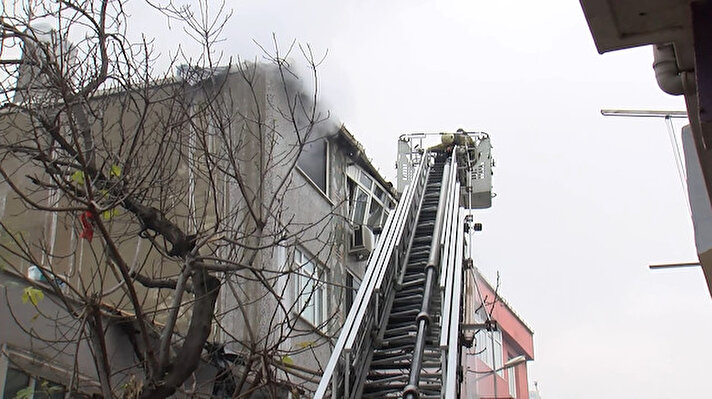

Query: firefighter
[428,129,475,154]
[428,132,456,153]
[453,128,475,147]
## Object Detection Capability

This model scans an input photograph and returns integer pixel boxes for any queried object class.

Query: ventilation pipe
[14,23,77,104]
[653,43,684,95]
[14,23,53,103]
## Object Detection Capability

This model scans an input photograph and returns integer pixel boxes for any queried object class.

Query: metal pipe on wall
[653,43,684,95]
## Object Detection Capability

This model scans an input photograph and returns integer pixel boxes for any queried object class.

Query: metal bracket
[464,215,473,232]
[461,319,498,332]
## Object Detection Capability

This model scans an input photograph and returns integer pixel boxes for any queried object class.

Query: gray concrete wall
[0,62,395,398]
[0,271,135,396]
[211,66,353,393]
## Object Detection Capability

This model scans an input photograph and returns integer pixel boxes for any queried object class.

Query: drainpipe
[653,43,684,95]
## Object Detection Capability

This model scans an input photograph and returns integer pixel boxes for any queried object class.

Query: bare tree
[0,1,344,398]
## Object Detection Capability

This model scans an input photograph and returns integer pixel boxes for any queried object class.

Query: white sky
[133,1,712,397]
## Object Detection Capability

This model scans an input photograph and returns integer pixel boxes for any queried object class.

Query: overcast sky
[135,1,712,397]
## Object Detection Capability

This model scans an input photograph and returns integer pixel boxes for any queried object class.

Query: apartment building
[0,62,395,398]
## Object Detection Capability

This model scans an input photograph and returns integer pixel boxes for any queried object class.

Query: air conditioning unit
[349,225,375,259]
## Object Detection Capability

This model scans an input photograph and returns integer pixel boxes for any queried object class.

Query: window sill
[294,314,331,338]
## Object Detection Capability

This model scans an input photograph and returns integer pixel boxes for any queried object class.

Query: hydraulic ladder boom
[315,132,492,399]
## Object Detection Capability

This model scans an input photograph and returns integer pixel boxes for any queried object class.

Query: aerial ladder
[314,131,494,399]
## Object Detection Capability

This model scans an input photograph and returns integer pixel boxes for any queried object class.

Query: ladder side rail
[348,159,433,399]
[375,154,431,291]
[439,152,459,289]
[443,207,466,398]
[344,154,430,351]
[313,154,430,399]
[318,157,416,397]
[344,160,431,396]
[373,179,423,293]
[440,180,461,379]
[438,152,460,396]
[345,299,378,397]
[342,158,421,389]
[439,184,458,398]
[438,164,453,251]
[345,156,429,350]
[437,149,459,342]
[345,155,430,394]
[438,153,460,383]
[374,180,418,290]
[315,168,415,399]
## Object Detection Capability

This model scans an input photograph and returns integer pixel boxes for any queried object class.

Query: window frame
[296,138,330,198]
[507,358,518,398]
[0,345,98,398]
[474,329,503,374]
[1,359,66,399]
[292,248,328,331]
[492,331,503,376]
[346,166,394,230]
[473,307,504,376]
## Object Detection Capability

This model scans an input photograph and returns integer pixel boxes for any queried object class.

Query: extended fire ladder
[314,132,493,399]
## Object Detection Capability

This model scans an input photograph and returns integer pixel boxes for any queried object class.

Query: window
[473,308,503,375]
[3,367,30,399]
[297,138,328,194]
[367,200,384,228]
[346,165,395,231]
[345,271,361,311]
[0,351,95,399]
[507,360,517,398]
[2,366,66,399]
[475,329,503,375]
[492,332,503,376]
[374,185,386,202]
[353,187,369,224]
[293,248,327,329]
[32,378,66,399]
[358,173,373,190]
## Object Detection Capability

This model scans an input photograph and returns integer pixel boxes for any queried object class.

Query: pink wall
[460,269,535,398]
[475,272,534,359]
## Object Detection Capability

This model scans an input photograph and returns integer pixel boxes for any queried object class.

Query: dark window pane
[374,185,387,202]
[345,273,361,311]
[353,188,369,224]
[3,368,30,399]
[358,172,373,190]
[347,178,356,210]
[298,139,327,193]
[367,201,384,228]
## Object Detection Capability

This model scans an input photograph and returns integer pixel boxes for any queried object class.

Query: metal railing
[427,149,467,399]
[313,153,432,399]
[441,206,466,398]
